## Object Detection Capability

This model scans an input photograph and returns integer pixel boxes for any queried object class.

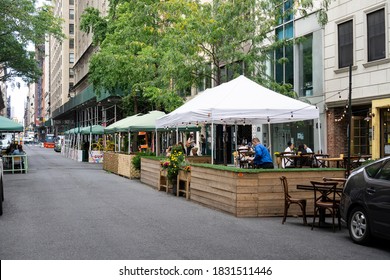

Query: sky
[8,0,46,123]
[8,79,28,123]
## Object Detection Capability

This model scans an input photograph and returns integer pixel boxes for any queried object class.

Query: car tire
[348,206,370,244]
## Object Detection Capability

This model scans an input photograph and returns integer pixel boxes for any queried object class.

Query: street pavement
[0,144,389,260]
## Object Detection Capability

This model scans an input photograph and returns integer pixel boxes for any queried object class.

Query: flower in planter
[182,165,191,172]
[160,144,190,181]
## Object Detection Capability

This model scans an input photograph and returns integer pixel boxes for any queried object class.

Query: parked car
[22,136,34,144]
[0,139,10,151]
[340,156,390,244]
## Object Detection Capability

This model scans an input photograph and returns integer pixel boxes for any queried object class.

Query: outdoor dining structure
[0,116,27,174]
[139,75,346,218]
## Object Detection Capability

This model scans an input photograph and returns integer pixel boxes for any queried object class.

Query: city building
[324,0,390,159]
[50,0,122,135]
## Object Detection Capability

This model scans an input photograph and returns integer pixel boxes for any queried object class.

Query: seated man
[251,137,274,169]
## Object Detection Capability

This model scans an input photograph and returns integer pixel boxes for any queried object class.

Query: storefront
[372,98,390,159]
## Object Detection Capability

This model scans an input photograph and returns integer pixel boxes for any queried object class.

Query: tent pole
[128,130,131,154]
[211,121,214,165]
[268,122,272,156]
[155,129,158,156]
[176,127,179,144]
[235,124,238,151]
[317,118,322,153]
[114,133,116,152]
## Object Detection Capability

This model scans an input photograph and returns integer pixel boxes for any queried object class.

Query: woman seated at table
[249,137,274,169]
[282,141,295,168]
[12,144,25,155]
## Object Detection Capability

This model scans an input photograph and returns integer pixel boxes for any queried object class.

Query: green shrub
[132,150,156,170]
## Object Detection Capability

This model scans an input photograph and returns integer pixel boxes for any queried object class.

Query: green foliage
[0,0,64,83]
[80,0,332,113]
[161,145,188,180]
[132,150,156,171]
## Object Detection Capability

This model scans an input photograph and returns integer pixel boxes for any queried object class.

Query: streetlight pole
[346,64,352,177]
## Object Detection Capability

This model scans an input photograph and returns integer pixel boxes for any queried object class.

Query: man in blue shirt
[252,137,274,169]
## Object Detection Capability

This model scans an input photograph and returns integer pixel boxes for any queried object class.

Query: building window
[197,63,212,92]
[338,20,353,68]
[271,0,294,87]
[69,0,74,5]
[69,38,74,49]
[69,68,74,78]
[69,9,74,20]
[69,24,74,35]
[367,8,385,62]
[352,116,371,155]
[219,61,245,84]
[69,53,74,64]
[298,34,313,97]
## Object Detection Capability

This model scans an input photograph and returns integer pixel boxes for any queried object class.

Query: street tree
[81,0,332,114]
[0,0,64,83]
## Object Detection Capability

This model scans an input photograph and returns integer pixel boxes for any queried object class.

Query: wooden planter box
[187,156,211,164]
[190,166,345,217]
[139,158,345,218]
[140,157,161,188]
[117,154,140,179]
[103,152,140,178]
[103,152,119,174]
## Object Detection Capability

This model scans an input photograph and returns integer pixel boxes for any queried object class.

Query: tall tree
[81,0,332,114]
[0,0,64,83]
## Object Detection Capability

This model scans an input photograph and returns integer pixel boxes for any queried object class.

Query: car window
[375,160,390,181]
[365,161,383,178]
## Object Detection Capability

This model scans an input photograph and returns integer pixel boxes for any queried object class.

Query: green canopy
[122,110,166,132]
[0,116,23,132]
[80,125,104,135]
[104,113,142,134]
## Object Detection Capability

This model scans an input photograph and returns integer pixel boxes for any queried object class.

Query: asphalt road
[1,144,389,260]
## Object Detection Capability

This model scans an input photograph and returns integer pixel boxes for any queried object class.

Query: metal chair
[280,176,307,225]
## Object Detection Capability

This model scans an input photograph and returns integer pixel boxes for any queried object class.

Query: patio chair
[280,176,307,225]
[313,154,329,168]
[311,181,341,232]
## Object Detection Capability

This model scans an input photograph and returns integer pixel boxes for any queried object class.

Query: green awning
[0,116,23,132]
[121,110,166,132]
[104,113,142,134]
[80,125,104,135]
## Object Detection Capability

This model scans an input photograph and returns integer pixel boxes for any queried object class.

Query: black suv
[340,156,390,244]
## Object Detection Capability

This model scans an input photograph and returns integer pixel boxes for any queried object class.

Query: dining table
[280,152,314,168]
[297,181,343,225]
[318,157,344,168]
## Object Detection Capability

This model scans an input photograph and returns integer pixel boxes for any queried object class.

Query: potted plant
[160,145,189,192]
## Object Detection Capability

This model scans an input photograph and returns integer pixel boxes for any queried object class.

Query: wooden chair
[13,156,24,173]
[310,181,341,232]
[280,176,307,225]
[237,148,249,168]
[280,152,295,168]
[313,154,329,168]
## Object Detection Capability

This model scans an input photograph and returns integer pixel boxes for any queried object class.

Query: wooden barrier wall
[103,152,139,179]
[140,157,345,218]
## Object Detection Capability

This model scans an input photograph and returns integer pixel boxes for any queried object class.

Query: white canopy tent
[156,75,320,162]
